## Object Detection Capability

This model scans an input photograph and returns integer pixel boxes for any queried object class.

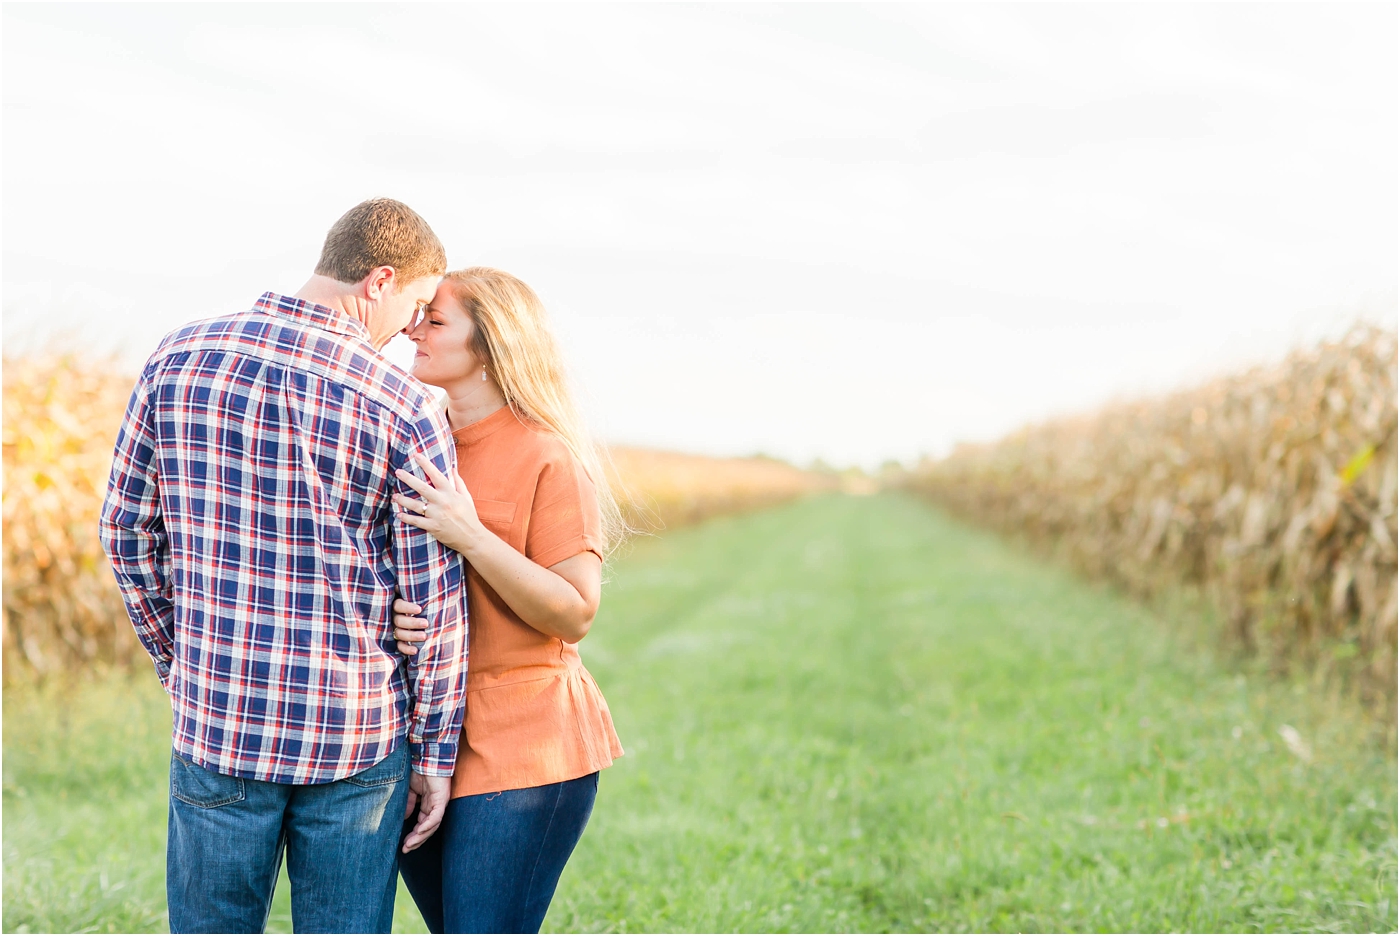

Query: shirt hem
[449,755,618,800]
[530,534,604,571]
[172,734,405,786]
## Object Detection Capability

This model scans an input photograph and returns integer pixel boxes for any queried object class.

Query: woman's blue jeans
[165,746,410,934]
[398,773,599,934]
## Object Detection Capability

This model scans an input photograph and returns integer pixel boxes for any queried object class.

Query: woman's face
[404,282,483,389]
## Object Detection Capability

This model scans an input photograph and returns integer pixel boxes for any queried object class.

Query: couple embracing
[99,199,624,934]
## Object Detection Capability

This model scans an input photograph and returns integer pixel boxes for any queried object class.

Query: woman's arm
[392,454,601,645]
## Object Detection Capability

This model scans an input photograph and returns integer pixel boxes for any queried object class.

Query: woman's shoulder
[500,411,586,477]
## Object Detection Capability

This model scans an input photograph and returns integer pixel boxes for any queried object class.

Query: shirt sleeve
[525,452,605,570]
[98,365,176,687]
[390,409,470,776]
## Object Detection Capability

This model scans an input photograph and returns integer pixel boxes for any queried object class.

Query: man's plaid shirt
[100,293,468,784]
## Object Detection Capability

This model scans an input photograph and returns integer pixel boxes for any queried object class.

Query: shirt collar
[253,292,372,343]
[452,404,520,447]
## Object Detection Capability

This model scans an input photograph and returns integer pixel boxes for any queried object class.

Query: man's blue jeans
[166,745,410,934]
[398,773,598,934]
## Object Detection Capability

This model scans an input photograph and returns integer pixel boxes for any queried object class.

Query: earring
[482,367,487,381]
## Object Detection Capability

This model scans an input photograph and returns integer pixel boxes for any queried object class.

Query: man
[99,199,468,934]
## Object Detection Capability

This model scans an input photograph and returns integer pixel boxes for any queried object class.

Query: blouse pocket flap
[475,499,517,525]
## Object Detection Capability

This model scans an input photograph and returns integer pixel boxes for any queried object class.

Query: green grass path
[4,494,1395,932]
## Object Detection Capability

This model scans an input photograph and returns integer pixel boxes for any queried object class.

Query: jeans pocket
[170,752,246,808]
[344,748,408,789]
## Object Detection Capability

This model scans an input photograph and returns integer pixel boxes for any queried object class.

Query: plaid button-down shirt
[100,292,468,784]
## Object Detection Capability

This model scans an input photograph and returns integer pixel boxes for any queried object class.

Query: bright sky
[3,4,1395,469]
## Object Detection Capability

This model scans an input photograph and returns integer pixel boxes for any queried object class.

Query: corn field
[904,325,1398,709]
[2,356,138,677]
[1,356,830,679]
[606,447,834,534]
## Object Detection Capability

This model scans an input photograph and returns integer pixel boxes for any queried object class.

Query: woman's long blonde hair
[445,267,625,558]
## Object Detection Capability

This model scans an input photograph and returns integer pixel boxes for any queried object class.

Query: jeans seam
[520,782,566,931]
[261,826,287,934]
[344,771,403,789]
[171,786,245,808]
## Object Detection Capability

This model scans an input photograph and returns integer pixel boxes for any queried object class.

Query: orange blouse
[448,405,623,799]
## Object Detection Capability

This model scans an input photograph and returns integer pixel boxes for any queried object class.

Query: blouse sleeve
[526,452,604,569]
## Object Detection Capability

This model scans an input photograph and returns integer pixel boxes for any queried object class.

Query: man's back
[101,292,468,785]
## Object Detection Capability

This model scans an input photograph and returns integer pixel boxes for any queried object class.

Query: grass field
[3,494,1396,933]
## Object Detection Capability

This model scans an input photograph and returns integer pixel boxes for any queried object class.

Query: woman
[391,267,625,934]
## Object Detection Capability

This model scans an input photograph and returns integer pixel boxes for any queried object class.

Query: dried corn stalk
[906,325,1397,707]
[3,355,139,677]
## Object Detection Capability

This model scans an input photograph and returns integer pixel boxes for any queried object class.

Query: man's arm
[98,367,176,686]
[390,410,470,779]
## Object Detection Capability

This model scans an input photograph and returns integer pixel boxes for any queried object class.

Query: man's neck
[292,275,373,334]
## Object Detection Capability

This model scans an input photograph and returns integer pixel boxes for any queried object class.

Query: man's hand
[402,771,451,853]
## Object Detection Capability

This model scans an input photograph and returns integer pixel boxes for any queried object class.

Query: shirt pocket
[475,499,517,530]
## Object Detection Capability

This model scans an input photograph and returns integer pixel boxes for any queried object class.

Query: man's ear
[362,266,398,301]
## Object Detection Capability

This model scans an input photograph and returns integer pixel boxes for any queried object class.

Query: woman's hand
[395,453,603,645]
[393,598,429,656]
[393,453,483,555]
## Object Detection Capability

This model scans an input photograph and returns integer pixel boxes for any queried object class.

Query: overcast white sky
[3,3,1396,468]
